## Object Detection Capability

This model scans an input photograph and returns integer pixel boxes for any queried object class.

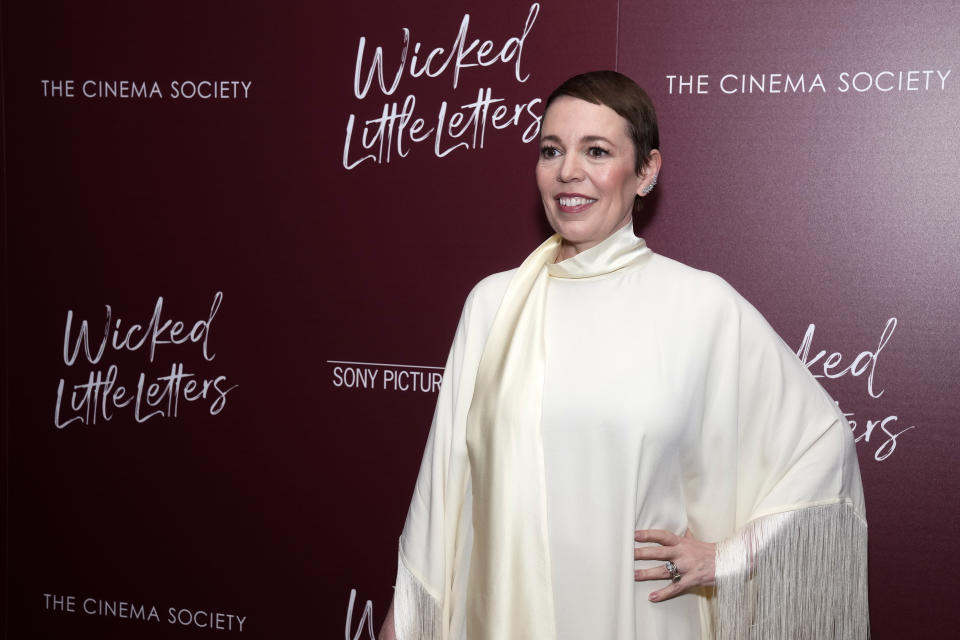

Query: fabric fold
[464,233,560,640]
[465,222,650,640]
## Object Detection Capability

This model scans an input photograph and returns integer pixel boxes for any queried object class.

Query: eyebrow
[540,134,617,146]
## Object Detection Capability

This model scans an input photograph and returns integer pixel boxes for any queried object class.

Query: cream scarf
[464,223,651,640]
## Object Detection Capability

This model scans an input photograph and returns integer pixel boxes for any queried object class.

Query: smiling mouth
[558,196,596,207]
[557,194,597,214]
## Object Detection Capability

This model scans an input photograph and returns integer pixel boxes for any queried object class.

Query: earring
[641,173,658,196]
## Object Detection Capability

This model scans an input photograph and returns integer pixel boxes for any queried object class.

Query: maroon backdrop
[618,2,959,636]
[2,0,957,638]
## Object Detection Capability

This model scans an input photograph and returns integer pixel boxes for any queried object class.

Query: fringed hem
[715,501,869,640]
[394,548,443,640]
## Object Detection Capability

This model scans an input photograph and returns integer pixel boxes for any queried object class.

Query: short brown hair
[545,71,659,175]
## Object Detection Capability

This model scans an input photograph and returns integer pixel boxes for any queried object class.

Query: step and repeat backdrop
[4,0,957,637]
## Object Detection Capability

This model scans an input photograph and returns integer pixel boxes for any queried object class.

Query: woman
[379,71,867,640]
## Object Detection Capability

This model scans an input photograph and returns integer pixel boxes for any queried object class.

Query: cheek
[599,165,640,199]
[535,165,553,195]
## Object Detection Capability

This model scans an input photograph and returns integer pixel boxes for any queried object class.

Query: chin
[549,217,605,244]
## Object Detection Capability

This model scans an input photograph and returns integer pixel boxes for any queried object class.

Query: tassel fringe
[715,502,869,639]
[394,550,443,640]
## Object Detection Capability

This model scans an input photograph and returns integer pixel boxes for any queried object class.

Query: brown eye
[587,146,609,158]
[540,145,561,159]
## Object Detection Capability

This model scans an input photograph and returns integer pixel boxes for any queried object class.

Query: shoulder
[646,253,747,313]
[649,255,801,360]
[464,268,516,314]
[448,268,517,345]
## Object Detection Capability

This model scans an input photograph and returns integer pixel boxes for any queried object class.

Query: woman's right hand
[378,597,396,640]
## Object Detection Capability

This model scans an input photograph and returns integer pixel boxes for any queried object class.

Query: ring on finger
[665,561,681,583]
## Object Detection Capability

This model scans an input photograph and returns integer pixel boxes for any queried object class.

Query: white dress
[395,224,867,640]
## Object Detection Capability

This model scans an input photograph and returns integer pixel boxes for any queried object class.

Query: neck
[555,219,634,262]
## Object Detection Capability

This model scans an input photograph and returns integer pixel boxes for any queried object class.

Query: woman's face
[536,96,654,259]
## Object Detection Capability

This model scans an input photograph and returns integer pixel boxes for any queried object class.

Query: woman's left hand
[633,529,716,602]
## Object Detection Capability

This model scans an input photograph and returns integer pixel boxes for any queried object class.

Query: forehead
[540,96,631,142]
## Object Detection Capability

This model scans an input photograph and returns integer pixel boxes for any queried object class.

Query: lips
[556,193,597,213]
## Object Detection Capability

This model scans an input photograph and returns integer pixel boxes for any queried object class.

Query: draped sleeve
[393,272,513,640]
[682,273,868,639]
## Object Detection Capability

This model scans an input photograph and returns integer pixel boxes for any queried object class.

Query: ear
[636,149,662,197]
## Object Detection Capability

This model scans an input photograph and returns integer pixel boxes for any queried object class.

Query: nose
[558,153,583,183]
